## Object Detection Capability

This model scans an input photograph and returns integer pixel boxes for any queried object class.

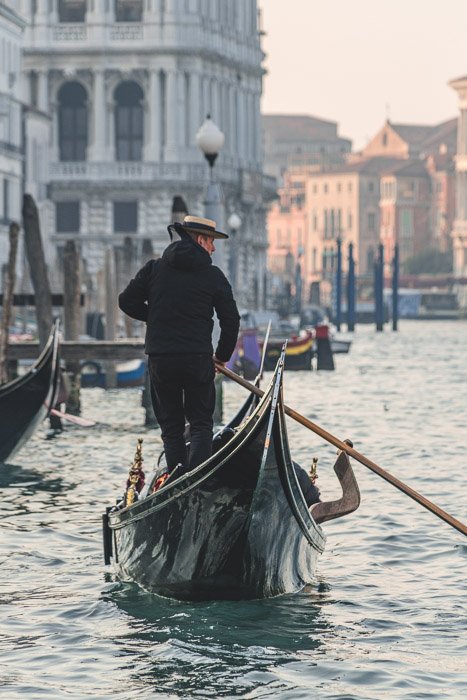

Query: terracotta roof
[419,118,457,153]
[389,122,436,145]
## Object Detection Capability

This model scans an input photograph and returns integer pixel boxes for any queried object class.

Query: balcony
[52,23,87,41]
[48,161,276,202]
[110,23,143,41]
[49,160,220,184]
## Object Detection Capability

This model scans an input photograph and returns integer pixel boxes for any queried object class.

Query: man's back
[118,235,240,361]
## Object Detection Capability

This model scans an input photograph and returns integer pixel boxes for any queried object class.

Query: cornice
[0,3,26,30]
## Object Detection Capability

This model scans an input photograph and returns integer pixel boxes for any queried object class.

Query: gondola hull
[108,359,326,600]
[262,332,314,371]
[0,323,60,463]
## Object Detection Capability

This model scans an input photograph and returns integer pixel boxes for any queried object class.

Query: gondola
[103,348,360,600]
[261,330,314,371]
[0,322,60,463]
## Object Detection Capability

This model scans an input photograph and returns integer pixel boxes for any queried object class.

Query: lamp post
[227,211,241,295]
[196,115,226,269]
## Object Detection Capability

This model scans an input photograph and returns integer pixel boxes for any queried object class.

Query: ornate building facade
[0,2,25,265]
[20,0,274,313]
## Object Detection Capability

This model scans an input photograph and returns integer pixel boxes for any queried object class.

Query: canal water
[1,320,466,699]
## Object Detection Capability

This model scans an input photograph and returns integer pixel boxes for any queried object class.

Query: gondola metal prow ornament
[124,438,145,507]
[214,361,467,538]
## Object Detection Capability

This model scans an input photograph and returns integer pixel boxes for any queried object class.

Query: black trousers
[148,354,216,470]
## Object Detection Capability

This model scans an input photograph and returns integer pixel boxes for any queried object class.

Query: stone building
[20,0,274,314]
[262,114,351,183]
[0,1,25,265]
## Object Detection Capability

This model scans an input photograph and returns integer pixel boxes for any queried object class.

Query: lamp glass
[196,116,225,155]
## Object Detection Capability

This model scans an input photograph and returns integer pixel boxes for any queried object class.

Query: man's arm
[118,262,151,322]
[213,272,240,362]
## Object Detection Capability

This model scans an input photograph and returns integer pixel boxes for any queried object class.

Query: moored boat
[261,329,314,371]
[103,350,360,600]
[80,358,146,388]
[330,337,352,354]
[0,322,60,463]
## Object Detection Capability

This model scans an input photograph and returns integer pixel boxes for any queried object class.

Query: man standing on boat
[118,215,240,474]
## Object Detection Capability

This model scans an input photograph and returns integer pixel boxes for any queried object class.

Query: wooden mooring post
[104,247,117,389]
[0,222,20,384]
[63,240,82,414]
[22,194,53,348]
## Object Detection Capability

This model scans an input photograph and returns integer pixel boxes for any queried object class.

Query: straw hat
[177,215,229,240]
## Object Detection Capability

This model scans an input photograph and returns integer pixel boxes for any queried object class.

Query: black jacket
[118,236,240,362]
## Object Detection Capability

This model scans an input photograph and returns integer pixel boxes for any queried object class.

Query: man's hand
[214,356,226,374]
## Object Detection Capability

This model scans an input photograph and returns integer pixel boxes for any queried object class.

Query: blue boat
[80,359,146,388]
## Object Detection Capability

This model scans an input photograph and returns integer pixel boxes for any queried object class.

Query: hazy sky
[259,0,466,149]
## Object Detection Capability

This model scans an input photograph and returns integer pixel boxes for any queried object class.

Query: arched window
[58,82,88,161]
[114,81,144,161]
[58,0,86,23]
[115,0,143,22]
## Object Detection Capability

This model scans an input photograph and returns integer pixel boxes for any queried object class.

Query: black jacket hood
[162,236,212,272]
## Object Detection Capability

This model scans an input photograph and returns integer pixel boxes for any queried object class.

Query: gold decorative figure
[124,438,145,507]
[309,457,318,483]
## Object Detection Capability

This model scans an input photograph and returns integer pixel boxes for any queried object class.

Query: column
[211,77,220,123]
[237,87,246,164]
[164,69,178,160]
[202,74,210,117]
[145,69,162,161]
[37,70,49,113]
[228,83,235,156]
[253,90,261,167]
[89,70,107,161]
[177,72,186,148]
[189,71,201,147]
[49,99,59,162]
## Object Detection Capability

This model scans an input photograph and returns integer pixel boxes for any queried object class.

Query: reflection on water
[0,321,466,698]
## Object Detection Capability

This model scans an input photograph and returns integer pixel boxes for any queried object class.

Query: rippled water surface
[1,320,466,699]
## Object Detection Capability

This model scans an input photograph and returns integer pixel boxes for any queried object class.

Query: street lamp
[227,211,241,294]
[196,114,225,175]
[196,115,226,269]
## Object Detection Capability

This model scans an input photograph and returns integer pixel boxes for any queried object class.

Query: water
[1,320,466,699]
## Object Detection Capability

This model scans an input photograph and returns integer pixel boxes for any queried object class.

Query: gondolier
[118,215,240,473]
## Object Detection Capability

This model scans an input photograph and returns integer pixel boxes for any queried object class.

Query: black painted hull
[263,334,313,371]
[0,323,60,463]
[108,359,326,600]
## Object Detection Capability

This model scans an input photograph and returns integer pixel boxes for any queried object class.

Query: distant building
[425,149,456,254]
[20,0,274,311]
[267,157,402,305]
[357,118,457,261]
[449,75,467,288]
[379,160,431,271]
[262,114,351,183]
[0,1,25,266]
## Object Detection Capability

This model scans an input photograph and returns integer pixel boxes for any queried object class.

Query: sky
[259,0,467,150]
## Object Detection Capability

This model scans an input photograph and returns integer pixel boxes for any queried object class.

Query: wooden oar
[216,363,467,537]
[50,408,96,427]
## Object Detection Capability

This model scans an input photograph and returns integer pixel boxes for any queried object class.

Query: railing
[48,160,276,196]
[110,23,144,41]
[52,24,87,41]
[40,22,260,68]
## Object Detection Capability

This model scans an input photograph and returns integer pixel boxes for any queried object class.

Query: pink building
[379,160,431,271]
